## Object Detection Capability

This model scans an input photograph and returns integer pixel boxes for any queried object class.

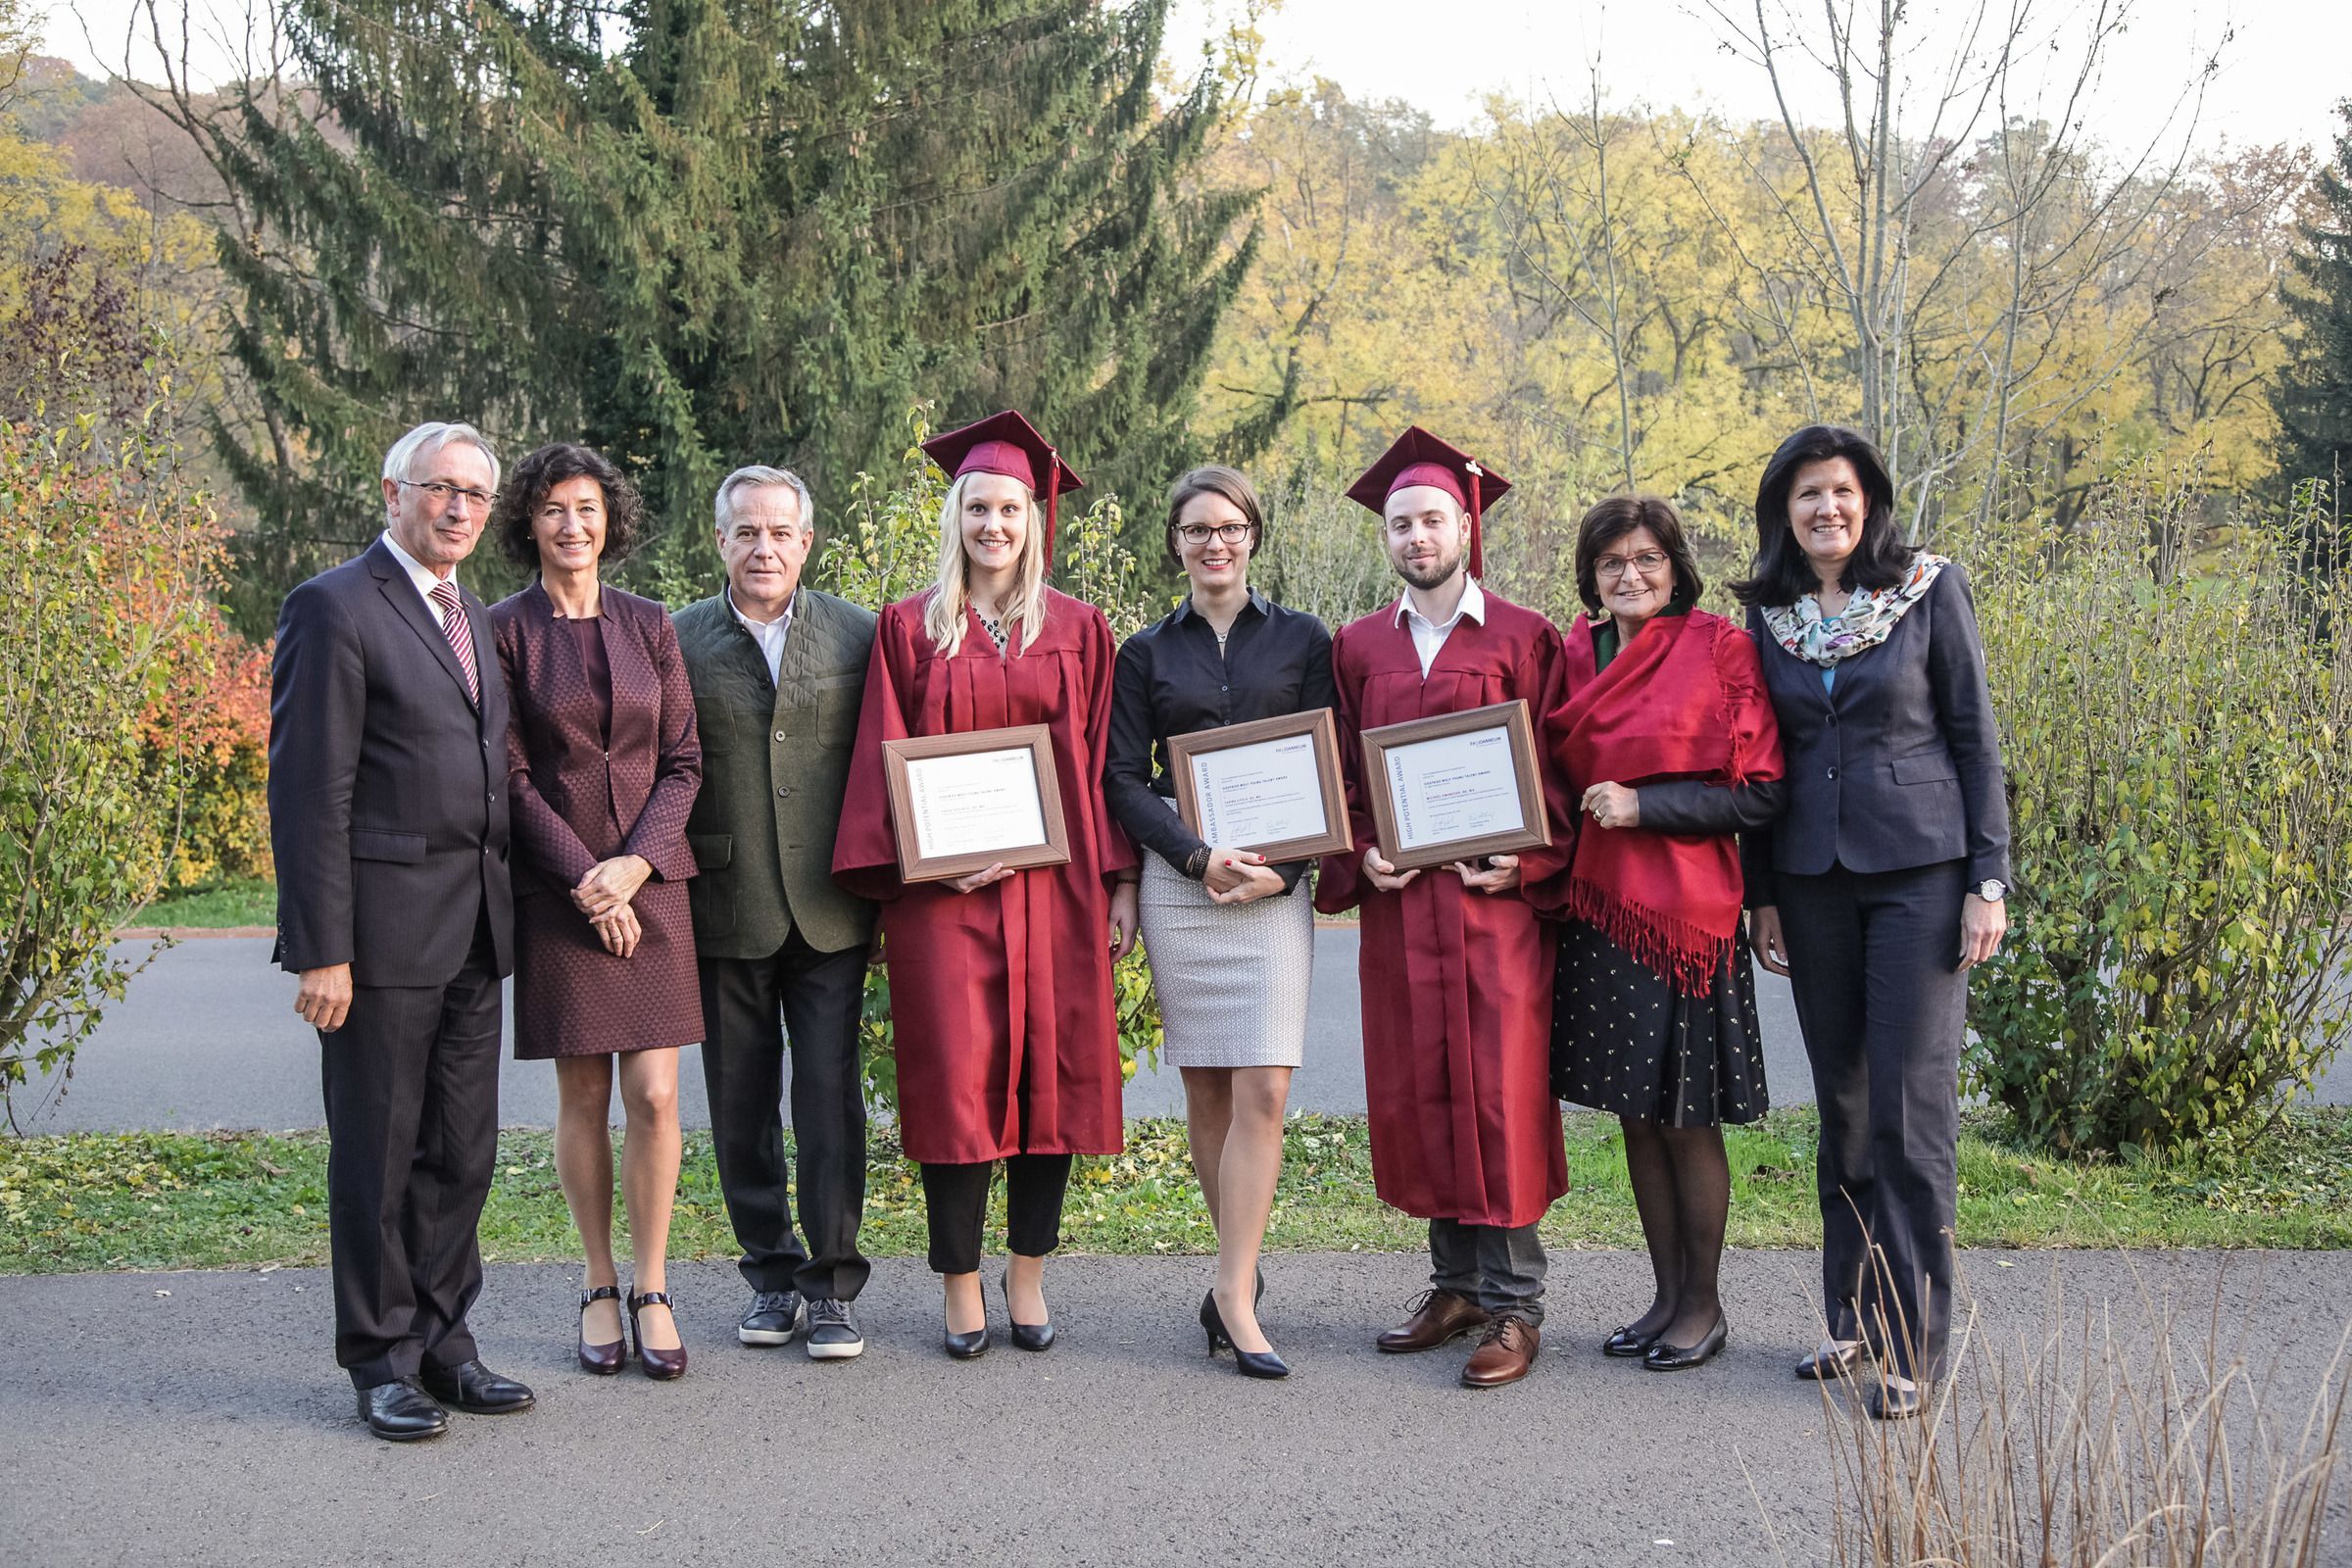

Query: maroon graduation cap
[1346,425,1510,580]
[921,410,1087,564]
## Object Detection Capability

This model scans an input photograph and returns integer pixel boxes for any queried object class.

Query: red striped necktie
[428,579,480,704]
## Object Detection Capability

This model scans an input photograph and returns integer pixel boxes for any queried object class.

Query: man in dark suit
[269,420,535,1441]
[674,466,879,1360]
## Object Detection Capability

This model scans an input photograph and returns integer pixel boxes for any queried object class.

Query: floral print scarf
[1761,554,1948,666]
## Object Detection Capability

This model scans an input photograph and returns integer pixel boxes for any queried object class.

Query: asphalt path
[7,1249,2347,1566]
[25,929,2350,1135]
[21,929,1814,1133]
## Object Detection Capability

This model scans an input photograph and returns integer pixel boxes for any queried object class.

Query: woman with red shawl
[1550,496,1785,1373]
[832,411,1139,1361]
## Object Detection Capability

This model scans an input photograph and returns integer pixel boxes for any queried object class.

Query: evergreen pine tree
[205,0,1289,619]
[2275,101,2352,580]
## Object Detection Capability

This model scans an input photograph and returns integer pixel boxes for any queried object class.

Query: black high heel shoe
[1200,1290,1290,1379]
[943,1323,991,1360]
[626,1290,688,1381]
[1000,1270,1054,1352]
[1642,1314,1728,1372]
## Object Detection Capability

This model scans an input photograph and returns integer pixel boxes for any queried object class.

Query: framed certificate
[883,724,1073,883]
[1166,709,1352,863]
[1359,699,1552,872]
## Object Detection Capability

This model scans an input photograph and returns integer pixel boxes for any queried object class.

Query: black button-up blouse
[1104,589,1337,892]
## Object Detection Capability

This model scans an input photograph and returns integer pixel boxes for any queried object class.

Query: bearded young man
[1316,428,1578,1390]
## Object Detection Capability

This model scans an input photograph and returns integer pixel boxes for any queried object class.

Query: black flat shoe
[1643,1316,1728,1372]
[944,1325,991,1360]
[357,1377,447,1442]
[1795,1340,1868,1382]
[1000,1270,1054,1352]
[417,1358,535,1414]
[1602,1323,1662,1357]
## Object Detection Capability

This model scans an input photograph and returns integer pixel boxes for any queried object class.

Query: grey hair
[714,465,815,536]
[382,421,501,491]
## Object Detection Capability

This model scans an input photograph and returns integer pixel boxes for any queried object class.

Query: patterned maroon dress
[492,582,705,1058]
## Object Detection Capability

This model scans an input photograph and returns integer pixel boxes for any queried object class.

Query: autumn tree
[2276,101,2352,577]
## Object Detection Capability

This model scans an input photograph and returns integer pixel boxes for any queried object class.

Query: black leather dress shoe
[1643,1315,1728,1372]
[357,1377,448,1442]
[417,1359,536,1414]
[1795,1340,1869,1382]
[1000,1271,1054,1352]
[1868,1380,1925,1421]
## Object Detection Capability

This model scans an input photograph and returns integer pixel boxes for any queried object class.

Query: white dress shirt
[728,587,796,685]
[378,528,454,612]
[1393,574,1486,677]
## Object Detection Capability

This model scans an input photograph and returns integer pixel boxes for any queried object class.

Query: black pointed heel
[1000,1270,1054,1352]
[1200,1291,1233,1352]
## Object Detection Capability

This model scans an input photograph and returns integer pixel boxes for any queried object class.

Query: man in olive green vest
[675,466,879,1360]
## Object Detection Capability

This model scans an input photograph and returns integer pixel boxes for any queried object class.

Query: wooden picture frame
[1166,708,1353,863]
[1358,699,1551,872]
[883,724,1072,884]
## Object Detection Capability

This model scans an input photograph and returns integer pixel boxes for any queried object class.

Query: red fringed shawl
[1552,611,1784,995]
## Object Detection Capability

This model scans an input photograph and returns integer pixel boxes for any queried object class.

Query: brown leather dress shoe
[1460,1316,1541,1388]
[1376,1289,1491,1353]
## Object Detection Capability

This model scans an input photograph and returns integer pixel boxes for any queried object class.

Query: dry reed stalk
[1818,1258,2348,1567]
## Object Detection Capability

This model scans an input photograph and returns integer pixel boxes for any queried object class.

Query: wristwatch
[1975,879,2007,902]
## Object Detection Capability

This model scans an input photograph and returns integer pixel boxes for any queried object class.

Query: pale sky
[44,0,2351,162]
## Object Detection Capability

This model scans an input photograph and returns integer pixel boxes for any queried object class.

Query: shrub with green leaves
[1965,467,2352,1155]
[810,408,1169,1112]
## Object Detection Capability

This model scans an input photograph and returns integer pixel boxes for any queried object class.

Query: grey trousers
[1429,1218,1548,1324]
[1777,859,1967,1380]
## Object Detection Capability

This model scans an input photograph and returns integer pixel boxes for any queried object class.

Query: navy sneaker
[805,1298,865,1360]
[738,1289,806,1347]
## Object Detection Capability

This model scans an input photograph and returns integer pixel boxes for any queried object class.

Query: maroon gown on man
[1316,593,1576,1228]
[493,581,704,1057]
[832,587,1134,1164]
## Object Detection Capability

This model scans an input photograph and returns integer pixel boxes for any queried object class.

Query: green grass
[6,1107,2347,1274]
[133,877,275,929]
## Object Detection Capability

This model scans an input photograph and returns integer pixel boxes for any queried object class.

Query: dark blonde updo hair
[1163,465,1265,568]
[1572,494,1704,615]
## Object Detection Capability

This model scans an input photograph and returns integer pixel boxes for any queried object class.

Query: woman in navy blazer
[1734,425,2010,1419]
[490,444,705,1382]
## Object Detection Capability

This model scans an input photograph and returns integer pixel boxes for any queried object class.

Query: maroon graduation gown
[1316,591,1575,1228]
[833,588,1134,1164]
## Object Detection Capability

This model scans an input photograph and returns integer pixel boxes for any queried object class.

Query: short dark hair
[1730,424,1914,609]
[492,442,646,569]
[1573,494,1703,615]
[1163,465,1264,568]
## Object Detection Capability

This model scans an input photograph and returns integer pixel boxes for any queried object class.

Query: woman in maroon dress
[834,410,1139,1360]
[489,444,704,1380]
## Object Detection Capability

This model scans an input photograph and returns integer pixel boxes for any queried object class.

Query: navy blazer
[1740,564,2011,905]
[268,537,514,986]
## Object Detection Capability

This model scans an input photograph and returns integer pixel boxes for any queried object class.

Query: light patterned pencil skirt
[1138,808,1314,1069]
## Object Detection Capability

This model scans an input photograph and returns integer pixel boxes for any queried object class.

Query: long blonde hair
[924,471,1050,656]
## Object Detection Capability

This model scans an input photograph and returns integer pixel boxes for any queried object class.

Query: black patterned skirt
[1550,917,1769,1126]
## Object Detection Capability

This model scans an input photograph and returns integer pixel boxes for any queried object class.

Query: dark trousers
[319,910,503,1390]
[1429,1218,1548,1325]
[1777,859,1967,1379]
[698,930,872,1301]
[918,1154,1074,1275]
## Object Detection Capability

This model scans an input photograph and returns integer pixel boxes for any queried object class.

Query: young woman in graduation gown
[832,411,1140,1360]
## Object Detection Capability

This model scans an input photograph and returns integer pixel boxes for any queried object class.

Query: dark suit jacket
[674,588,879,958]
[268,537,514,986]
[1741,563,2011,905]
[490,582,701,896]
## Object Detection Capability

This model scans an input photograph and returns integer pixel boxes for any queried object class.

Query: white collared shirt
[1393,574,1486,677]
[729,587,796,684]
[378,528,455,613]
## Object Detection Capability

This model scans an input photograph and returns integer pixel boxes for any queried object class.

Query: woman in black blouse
[1105,466,1335,1380]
